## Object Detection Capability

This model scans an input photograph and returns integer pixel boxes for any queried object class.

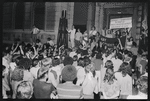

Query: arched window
[33,2,45,29]
[15,2,25,29]
[3,2,13,29]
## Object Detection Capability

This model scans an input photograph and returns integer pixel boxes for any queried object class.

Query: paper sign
[110,17,132,29]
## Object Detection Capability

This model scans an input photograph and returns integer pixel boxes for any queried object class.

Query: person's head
[118,62,132,77]
[77,58,85,67]
[52,58,60,67]
[11,68,24,81]
[18,58,32,70]
[73,55,78,61]
[41,58,52,68]
[2,49,10,58]
[129,37,134,41]
[37,65,49,81]
[63,56,73,66]
[105,60,113,69]
[77,28,80,32]
[16,81,33,99]
[72,25,75,29]
[96,53,102,59]
[132,41,137,47]
[116,53,123,60]
[84,56,91,67]
[124,51,133,61]
[47,37,52,41]
[85,64,92,73]
[32,59,39,67]
[104,68,114,82]
[91,26,96,30]
[136,76,148,95]
[12,54,23,65]
[107,29,111,34]
[61,65,77,82]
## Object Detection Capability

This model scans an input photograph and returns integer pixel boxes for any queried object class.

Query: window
[3,2,13,29]
[46,2,56,31]
[33,2,45,30]
[15,2,25,29]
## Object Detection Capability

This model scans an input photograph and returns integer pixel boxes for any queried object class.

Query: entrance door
[73,2,88,33]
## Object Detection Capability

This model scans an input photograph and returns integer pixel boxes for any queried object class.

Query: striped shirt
[56,82,82,99]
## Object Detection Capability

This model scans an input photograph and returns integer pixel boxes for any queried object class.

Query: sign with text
[110,17,132,29]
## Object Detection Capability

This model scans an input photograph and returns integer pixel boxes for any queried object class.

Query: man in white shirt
[67,25,76,48]
[30,59,41,79]
[111,53,123,72]
[31,25,40,43]
[127,76,147,99]
[89,26,97,37]
[75,29,82,48]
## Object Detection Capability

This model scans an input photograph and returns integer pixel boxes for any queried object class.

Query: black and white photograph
[2,2,148,99]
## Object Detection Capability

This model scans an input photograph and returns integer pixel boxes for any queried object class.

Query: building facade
[3,2,147,46]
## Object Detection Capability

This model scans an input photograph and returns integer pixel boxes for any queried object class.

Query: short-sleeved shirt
[102,80,120,99]
[57,82,82,99]
[75,32,82,41]
[33,79,55,99]
[115,72,132,95]
[90,30,97,36]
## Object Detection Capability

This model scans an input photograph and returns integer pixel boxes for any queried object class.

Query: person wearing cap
[33,59,55,99]
[56,65,83,99]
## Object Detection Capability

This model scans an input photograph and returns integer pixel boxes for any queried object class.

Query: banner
[99,35,126,48]
[110,17,132,29]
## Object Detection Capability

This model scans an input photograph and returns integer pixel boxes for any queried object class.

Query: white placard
[110,17,132,29]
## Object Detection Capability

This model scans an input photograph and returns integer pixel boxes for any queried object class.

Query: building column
[87,2,93,37]
[54,2,62,43]
[98,3,104,33]
[94,3,100,32]
[67,2,74,29]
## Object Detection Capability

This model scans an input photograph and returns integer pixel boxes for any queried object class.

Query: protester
[67,25,76,48]
[56,65,83,99]
[101,68,120,99]
[33,62,55,99]
[16,81,33,99]
[75,28,82,48]
[114,62,132,99]
[127,76,148,99]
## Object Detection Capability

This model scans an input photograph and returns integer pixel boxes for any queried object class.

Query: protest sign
[110,17,132,29]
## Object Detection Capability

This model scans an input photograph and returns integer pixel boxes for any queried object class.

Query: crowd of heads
[2,25,148,99]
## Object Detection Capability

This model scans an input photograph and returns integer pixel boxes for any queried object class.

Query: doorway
[73,2,88,33]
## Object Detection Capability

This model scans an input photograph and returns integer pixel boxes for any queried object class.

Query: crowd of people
[2,25,148,99]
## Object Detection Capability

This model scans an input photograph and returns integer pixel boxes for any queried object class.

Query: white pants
[95,70,101,92]
[70,38,75,48]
